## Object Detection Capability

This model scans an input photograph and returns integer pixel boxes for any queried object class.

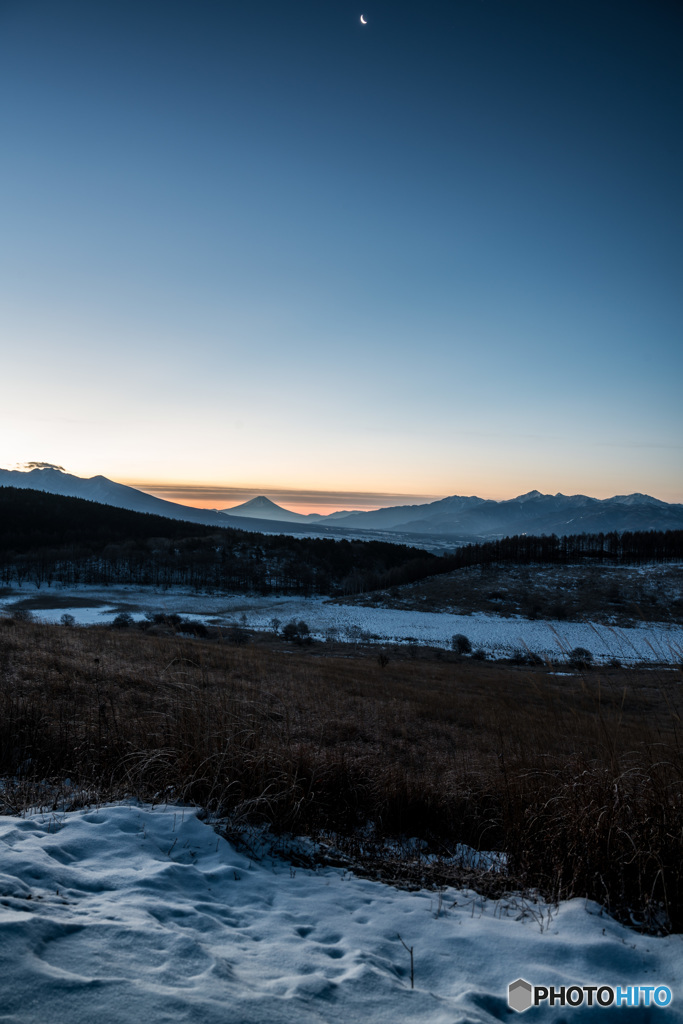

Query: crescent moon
[360,14,367,24]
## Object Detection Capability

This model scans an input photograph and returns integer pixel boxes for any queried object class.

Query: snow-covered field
[0,803,679,1023]
[2,585,682,664]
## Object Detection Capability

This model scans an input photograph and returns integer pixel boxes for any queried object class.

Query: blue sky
[1,0,681,509]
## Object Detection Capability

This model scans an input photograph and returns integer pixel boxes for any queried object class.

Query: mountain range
[1,467,682,543]
[0,468,291,535]
[320,488,683,537]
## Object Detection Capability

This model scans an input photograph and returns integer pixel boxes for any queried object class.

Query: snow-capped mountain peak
[218,496,314,524]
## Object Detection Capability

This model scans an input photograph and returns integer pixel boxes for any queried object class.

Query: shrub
[60,613,76,627]
[182,620,209,638]
[451,633,472,656]
[569,646,594,668]
[154,612,183,628]
[282,620,311,645]
[111,612,134,629]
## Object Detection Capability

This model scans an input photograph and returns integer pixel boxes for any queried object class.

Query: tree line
[0,487,437,595]
[441,529,683,570]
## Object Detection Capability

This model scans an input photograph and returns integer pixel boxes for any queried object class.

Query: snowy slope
[0,804,679,1024]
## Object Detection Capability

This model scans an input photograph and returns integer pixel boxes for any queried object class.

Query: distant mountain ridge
[1,467,681,542]
[0,468,312,537]
[336,489,683,537]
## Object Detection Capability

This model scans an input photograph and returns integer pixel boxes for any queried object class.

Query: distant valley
[0,482,681,666]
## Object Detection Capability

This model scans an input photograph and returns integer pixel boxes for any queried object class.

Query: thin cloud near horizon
[128,483,446,511]
[3,466,679,508]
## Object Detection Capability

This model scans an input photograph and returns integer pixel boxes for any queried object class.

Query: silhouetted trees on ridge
[440,529,683,571]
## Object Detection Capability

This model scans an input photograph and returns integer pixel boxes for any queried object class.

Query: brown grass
[1,618,682,931]
[341,561,683,625]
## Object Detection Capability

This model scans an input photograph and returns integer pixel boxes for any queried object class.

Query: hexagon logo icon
[509,978,533,1013]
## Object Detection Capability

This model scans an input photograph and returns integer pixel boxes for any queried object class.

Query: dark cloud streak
[128,483,445,510]
[20,461,66,472]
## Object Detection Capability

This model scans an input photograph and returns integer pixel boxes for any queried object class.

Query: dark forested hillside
[442,529,683,568]
[0,487,437,595]
[0,487,680,598]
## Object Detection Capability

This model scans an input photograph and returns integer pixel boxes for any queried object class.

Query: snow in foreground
[0,805,680,1023]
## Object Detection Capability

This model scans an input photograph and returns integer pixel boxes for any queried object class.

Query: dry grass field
[342,561,683,626]
[1,616,682,932]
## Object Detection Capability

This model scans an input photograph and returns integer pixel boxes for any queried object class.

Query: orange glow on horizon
[138,492,388,517]
[124,481,447,516]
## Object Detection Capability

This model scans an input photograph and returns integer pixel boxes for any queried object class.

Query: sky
[1,0,681,512]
